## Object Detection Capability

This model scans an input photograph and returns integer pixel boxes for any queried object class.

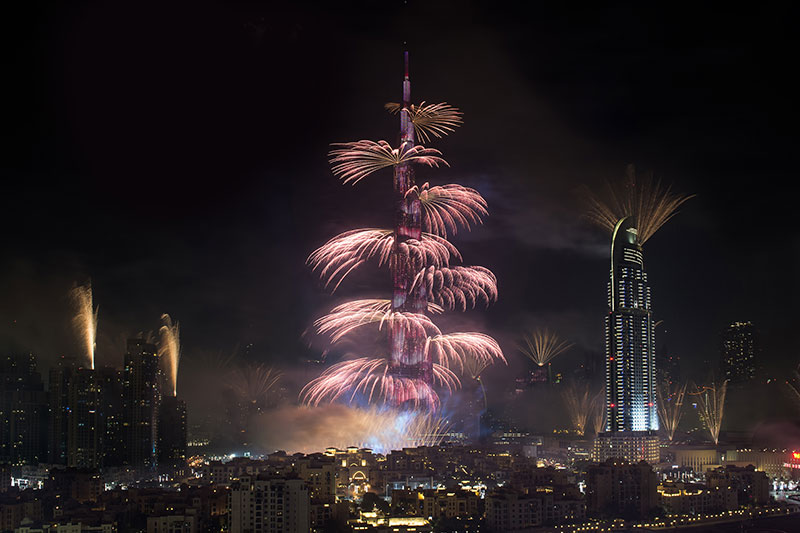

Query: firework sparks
[414,266,497,311]
[519,328,573,367]
[329,140,448,185]
[158,314,181,397]
[308,229,461,292]
[692,380,728,445]
[656,379,687,442]
[410,182,487,237]
[425,333,505,372]
[590,387,607,436]
[385,101,463,144]
[70,282,98,369]
[300,357,459,411]
[314,304,442,343]
[562,381,593,436]
[585,165,694,244]
[227,363,282,407]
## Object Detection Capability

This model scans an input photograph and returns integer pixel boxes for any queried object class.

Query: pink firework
[330,140,448,185]
[413,265,498,311]
[307,229,461,291]
[411,182,488,237]
[425,333,505,373]
[315,302,442,343]
[302,53,503,412]
[300,357,459,411]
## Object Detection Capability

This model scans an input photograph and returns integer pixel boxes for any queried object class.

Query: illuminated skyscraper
[157,395,187,475]
[720,321,757,384]
[594,217,659,463]
[66,368,102,468]
[123,338,160,470]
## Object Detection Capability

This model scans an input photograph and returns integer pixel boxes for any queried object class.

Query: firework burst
[519,328,573,367]
[300,357,459,411]
[411,182,488,237]
[692,380,728,445]
[227,364,282,407]
[329,140,448,185]
[385,101,463,144]
[656,379,687,442]
[585,165,694,244]
[158,314,181,397]
[414,266,497,311]
[70,282,98,369]
[562,381,593,436]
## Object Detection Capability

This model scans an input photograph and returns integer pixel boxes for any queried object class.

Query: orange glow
[792,451,800,460]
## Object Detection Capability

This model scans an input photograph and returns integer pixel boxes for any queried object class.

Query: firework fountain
[656,379,687,442]
[301,54,504,446]
[693,380,728,445]
[158,314,181,397]
[70,282,98,369]
[519,328,573,367]
[562,381,593,436]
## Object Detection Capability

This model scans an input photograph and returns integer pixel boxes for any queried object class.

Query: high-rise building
[720,321,757,384]
[48,356,78,465]
[595,217,659,463]
[66,368,102,468]
[229,475,310,533]
[123,338,160,470]
[97,366,125,467]
[0,353,48,465]
[158,395,187,475]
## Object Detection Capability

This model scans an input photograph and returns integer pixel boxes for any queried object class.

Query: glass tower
[594,216,659,464]
[604,217,658,432]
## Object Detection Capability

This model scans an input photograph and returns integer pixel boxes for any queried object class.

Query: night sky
[3,2,799,424]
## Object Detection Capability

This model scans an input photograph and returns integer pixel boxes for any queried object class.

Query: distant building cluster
[720,321,758,384]
[1,339,187,474]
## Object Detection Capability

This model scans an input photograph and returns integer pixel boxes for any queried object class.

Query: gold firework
[385,101,463,144]
[519,328,573,367]
[585,164,694,244]
[590,387,607,436]
[562,381,593,436]
[656,379,687,442]
[158,314,181,397]
[70,282,98,369]
[692,380,727,445]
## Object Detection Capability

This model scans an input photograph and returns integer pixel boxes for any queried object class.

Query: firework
[656,379,687,442]
[786,366,800,412]
[590,387,607,435]
[300,357,459,411]
[585,165,694,244]
[414,266,497,311]
[302,53,503,412]
[70,282,98,369]
[227,363,282,407]
[562,381,593,436]
[307,229,461,291]
[519,328,573,367]
[411,182,488,237]
[385,101,463,144]
[425,333,505,372]
[329,140,448,185]
[692,380,728,445]
[158,314,181,397]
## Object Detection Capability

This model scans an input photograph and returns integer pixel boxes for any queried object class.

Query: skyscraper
[97,366,125,467]
[0,353,48,465]
[66,368,102,468]
[123,338,160,470]
[48,356,78,464]
[594,217,659,463]
[157,395,187,475]
[720,322,757,384]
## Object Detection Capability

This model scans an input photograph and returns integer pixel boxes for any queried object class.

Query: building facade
[595,217,659,463]
[720,321,757,384]
[123,339,161,470]
[229,476,309,533]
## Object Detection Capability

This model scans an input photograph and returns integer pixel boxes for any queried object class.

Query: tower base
[593,431,660,464]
